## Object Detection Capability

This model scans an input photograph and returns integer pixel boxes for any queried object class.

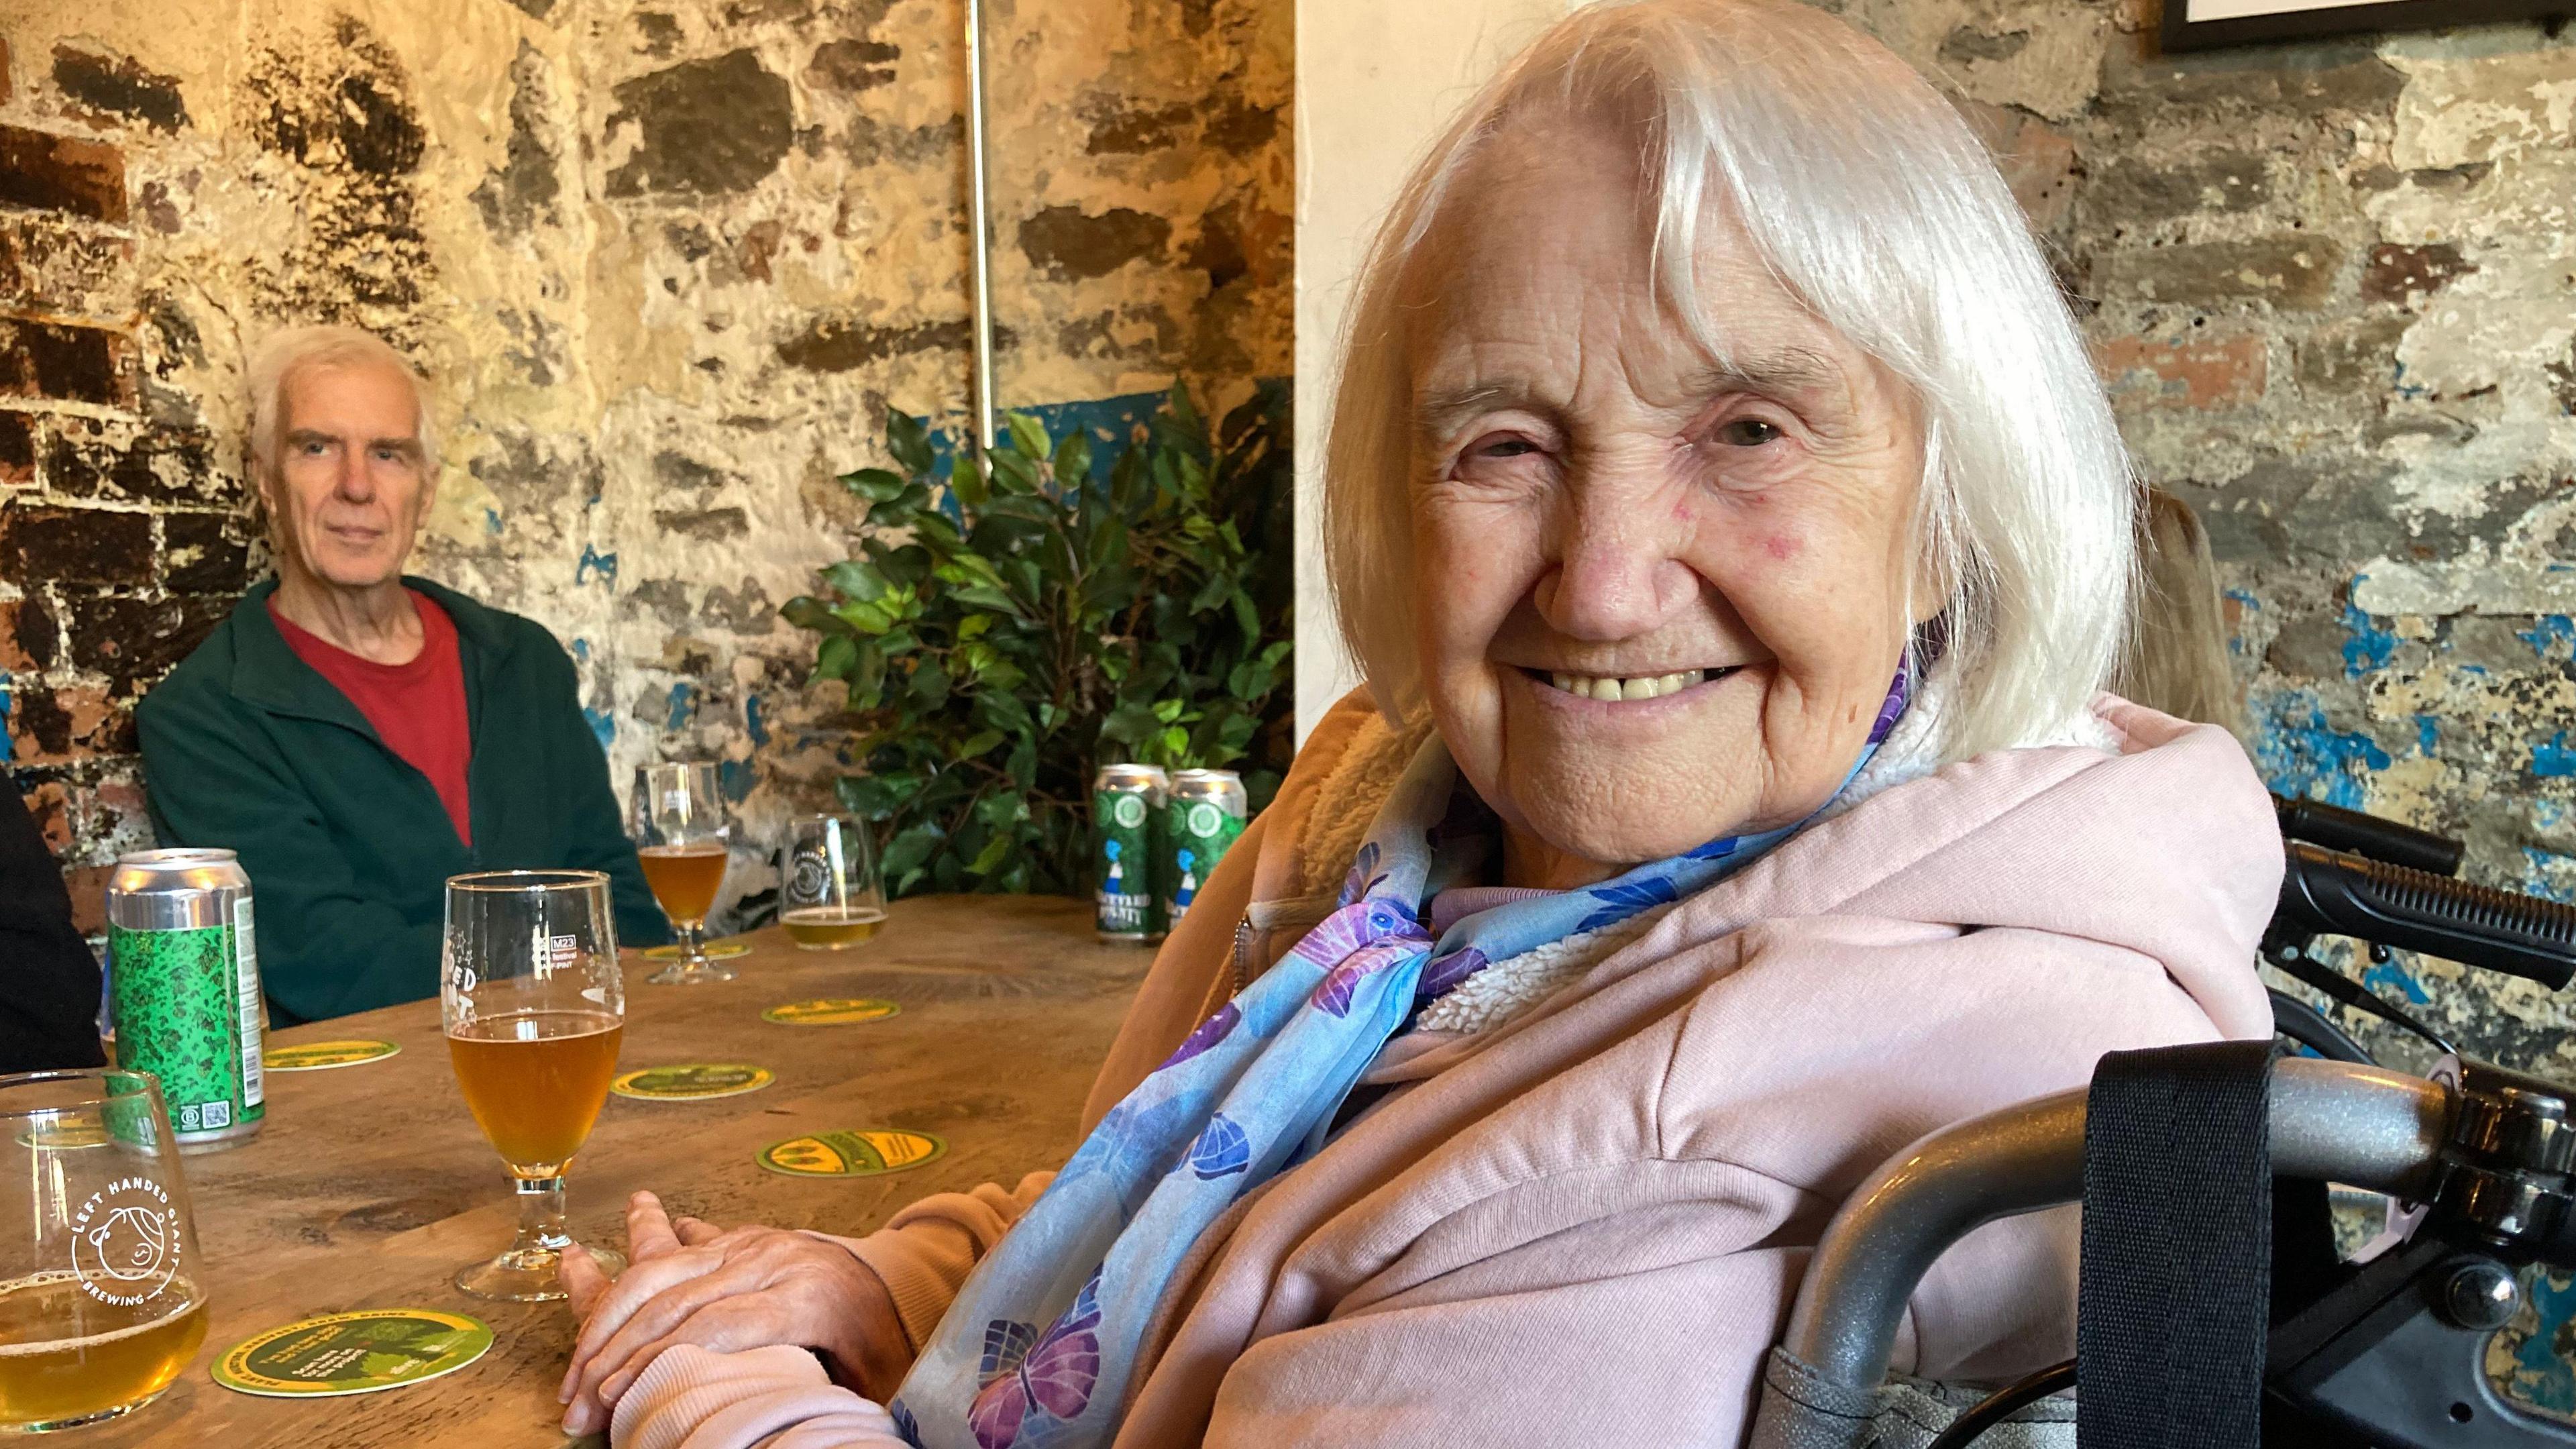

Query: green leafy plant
[784,387,1293,898]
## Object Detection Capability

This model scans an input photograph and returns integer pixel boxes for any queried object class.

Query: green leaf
[1159,724,1191,759]
[1006,412,1050,465]
[780,595,847,633]
[813,633,859,683]
[881,822,945,883]
[956,729,1006,759]
[1100,700,1162,745]
[833,599,894,635]
[952,451,989,511]
[965,830,1015,876]
[1052,431,1092,489]
[849,640,887,705]
[840,468,908,503]
[1151,697,1186,724]
[886,409,934,477]
[822,559,888,603]
[910,659,951,709]
[987,448,1040,496]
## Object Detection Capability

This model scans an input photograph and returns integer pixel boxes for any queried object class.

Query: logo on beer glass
[70,1177,179,1305]
[789,848,830,904]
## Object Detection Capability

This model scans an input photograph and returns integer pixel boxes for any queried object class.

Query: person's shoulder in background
[0,773,104,1072]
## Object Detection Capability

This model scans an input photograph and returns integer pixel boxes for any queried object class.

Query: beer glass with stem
[778,813,887,951]
[442,869,628,1302]
[631,761,734,985]
[0,1069,208,1432]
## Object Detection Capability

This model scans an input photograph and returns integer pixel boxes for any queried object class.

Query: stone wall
[1811,1,2576,1082]
[0,0,1291,927]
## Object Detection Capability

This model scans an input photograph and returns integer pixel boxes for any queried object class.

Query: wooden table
[93,895,1148,1448]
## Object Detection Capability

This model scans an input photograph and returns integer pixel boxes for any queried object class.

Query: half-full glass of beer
[0,1069,209,1432]
[631,761,735,984]
[778,814,886,951]
[442,870,628,1302]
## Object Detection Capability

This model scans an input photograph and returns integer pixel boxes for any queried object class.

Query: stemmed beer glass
[442,870,627,1302]
[631,762,733,985]
[0,1069,208,1432]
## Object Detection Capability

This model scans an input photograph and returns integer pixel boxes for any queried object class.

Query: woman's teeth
[1546,669,1707,701]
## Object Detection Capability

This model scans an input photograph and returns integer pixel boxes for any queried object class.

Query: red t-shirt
[270,590,474,846]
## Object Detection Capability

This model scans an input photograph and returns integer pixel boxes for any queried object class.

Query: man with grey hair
[138,325,666,1026]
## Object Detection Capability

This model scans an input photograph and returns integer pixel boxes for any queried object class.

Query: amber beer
[638,843,727,926]
[781,905,885,947]
[447,1010,623,1175]
[0,1273,207,1428]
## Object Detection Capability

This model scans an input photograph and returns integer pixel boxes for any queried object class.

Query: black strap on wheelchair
[2076,1040,2276,1448]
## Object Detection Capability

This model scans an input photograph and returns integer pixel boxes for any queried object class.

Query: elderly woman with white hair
[561,1,2275,1444]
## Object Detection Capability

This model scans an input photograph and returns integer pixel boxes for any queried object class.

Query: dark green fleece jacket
[136,577,669,1026]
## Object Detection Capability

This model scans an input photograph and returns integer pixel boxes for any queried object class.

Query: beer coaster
[761,998,900,1026]
[211,1308,492,1397]
[611,1063,774,1101]
[757,1128,946,1178]
[266,1039,401,1072]
[641,939,753,962]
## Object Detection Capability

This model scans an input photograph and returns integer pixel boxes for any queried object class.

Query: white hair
[244,325,440,479]
[1322,0,2135,762]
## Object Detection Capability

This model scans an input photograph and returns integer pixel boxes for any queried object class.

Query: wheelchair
[1749,797,2576,1449]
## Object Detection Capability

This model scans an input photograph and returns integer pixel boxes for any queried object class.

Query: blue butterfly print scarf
[889,663,1915,1448]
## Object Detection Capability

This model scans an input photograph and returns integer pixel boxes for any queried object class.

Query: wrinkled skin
[556,111,1938,1426]
[1409,115,1930,886]
[264,358,438,661]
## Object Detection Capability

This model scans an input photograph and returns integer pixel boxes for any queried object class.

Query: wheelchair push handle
[2274,792,2467,877]
[2277,842,2576,991]
[1774,1057,2451,1397]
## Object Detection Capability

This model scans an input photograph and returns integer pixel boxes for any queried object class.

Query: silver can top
[1097,763,1170,790]
[1169,769,1242,788]
[109,848,248,894]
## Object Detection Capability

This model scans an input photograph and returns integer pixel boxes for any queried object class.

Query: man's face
[266,360,433,592]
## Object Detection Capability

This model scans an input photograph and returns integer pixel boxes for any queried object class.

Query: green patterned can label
[1161,770,1247,929]
[1093,765,1166,943]
[107,902,263,1144]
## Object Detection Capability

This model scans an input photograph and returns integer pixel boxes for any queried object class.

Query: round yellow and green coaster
[211,1308,492,1397]
[266,1039,401,1072]
[757,1128,946,1178]
[761,998,900,1026]
[642,939,753,962]
[611,1063,774,1101]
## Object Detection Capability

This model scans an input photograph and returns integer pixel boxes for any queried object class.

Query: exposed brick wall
[0,53,245,932]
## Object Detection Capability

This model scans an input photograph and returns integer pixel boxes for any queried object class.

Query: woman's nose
[1534,486,1695,641]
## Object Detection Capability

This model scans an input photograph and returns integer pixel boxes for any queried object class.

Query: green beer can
[105,848,264,1150]
[1093,764,1169,944]
[1161,769,1248,930]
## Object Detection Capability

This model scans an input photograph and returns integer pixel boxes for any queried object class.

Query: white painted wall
[1290,0,1578,741]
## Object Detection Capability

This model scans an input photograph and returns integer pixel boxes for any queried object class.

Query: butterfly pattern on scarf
[967,1275,1104,1449]
[890,659,1918,1449]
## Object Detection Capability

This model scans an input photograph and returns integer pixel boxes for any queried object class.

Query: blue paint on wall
[2416,715,2440,755]
[2520,615,2576,662]
[665,683,696,732]
[570,638,590,662]
[582,707,615,751]
[745,692,769,748]
[2341,594,2398,678]
[912,390,1172,483]
[2363,956,2430,1004]
[577,545,619,588]
[718,758,756,803]
[2536,731,2576,779]
[0,676,12,764]
[2507,1270,2576,1414]
[485,507,504,536]
[2523,848,2576,903]
[2222,589,2259,655]
[2250,688,2391,810]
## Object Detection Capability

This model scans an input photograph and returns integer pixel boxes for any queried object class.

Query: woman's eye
[1713,419,1782,447]
[1470,436,1541,460]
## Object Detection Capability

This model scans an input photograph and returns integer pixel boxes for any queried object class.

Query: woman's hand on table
[557,1189,908,1436]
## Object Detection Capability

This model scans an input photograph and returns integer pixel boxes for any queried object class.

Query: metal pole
[963,0,998,454]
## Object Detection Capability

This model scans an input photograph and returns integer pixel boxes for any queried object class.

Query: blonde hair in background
[244,325,440,480]
[2116,489,2251,741]
[1320,0,2137,762]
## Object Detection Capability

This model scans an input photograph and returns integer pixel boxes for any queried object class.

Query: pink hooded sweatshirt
[612,694,2277,1449]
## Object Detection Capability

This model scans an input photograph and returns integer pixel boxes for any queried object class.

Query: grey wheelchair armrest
[1774,1057,2451,1399]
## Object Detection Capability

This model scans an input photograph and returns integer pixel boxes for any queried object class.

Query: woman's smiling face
[1407,116,1931,885]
